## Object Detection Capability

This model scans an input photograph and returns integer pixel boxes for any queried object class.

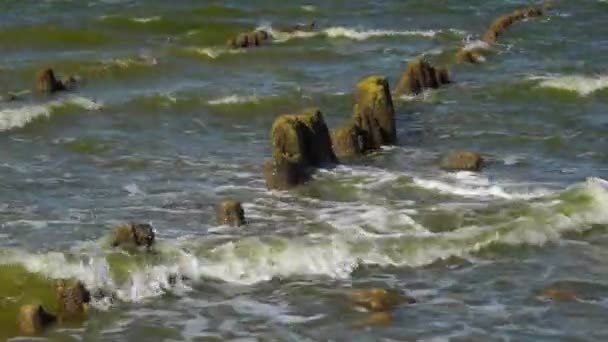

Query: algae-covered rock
[331,121,364,160]
[440,151,484,172]
[395,59,451,95]
[347,288,416,312]
[352,76,396,151]
[17,304,56,335]
[54,279,91,323]
[482,6,544,44]
[271,108,337,167]
[110,223,155,250]
[265,108,336,189]
[216,200,246,226]
[36,68,67,94]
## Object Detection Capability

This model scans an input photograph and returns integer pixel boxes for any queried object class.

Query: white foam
[301,5,317,12]
[186,47,245,59]
[462,38,490,51]
[413,173,551,200]
[207,95,260,105]
[0,96,103,132]
[130,16,161,23]
[110,55,158,68]
[324,26,437,40]
[536,74,608,96]
[266,25,439,42]
[3,179,608,299]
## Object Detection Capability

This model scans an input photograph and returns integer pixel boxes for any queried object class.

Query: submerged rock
[455,48,485,64]
[263,158,311,191]
[395,59,451,95]
[353,76,396,151]
[226,30,272,49]
[276,21,316,33]
[55,279,91,323]
[540,288,578,302]
[110,223,155,249]
[35,68,67,94]
[265,108,337,190]
[17,304,56,335]
[440,151,484,172]
[482,6,544,44]
[347,288,416,312]
[353,311,394,328]
[216,200,246,226]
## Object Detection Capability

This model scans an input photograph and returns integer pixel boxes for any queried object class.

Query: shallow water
[1,0,608,341]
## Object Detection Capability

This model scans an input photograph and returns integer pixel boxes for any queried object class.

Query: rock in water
[226,30,272,49]
[35,68,66,94]
[482,6,544,44]
[540,288,577,301]
[110,223,155,249]
[263,158,311,191]
[265,108,337,190]
[55,279,91,323]
[216,200,246,226]
[331,121,364,160]
[440,151,484,172]
[17,305,56,335]
[347,288,416,312]
[395,59,451,95]
[353,76,396,151]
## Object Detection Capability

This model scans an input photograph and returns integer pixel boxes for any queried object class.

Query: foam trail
[186,47,245,59]
[207,95,260,105]
[535,75,608,96]
[130,16,161,23]
[264,25,441,42]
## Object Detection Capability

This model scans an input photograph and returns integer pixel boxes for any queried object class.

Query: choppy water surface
[1,0,608,341]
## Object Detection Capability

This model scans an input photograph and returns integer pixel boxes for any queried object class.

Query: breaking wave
[0,96,103,132]
[1,178,607,305]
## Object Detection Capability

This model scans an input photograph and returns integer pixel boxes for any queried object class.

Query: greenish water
[2,0,608,341]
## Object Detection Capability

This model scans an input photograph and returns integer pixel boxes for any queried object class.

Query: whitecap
[0,96,103,132]
[536,74,608,96]
[130,16,161,23]
[207,95,260,105]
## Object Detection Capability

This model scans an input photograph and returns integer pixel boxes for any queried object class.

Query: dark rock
[216,200,246,226]
[17,304,56,335]
[35,68,66,94]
